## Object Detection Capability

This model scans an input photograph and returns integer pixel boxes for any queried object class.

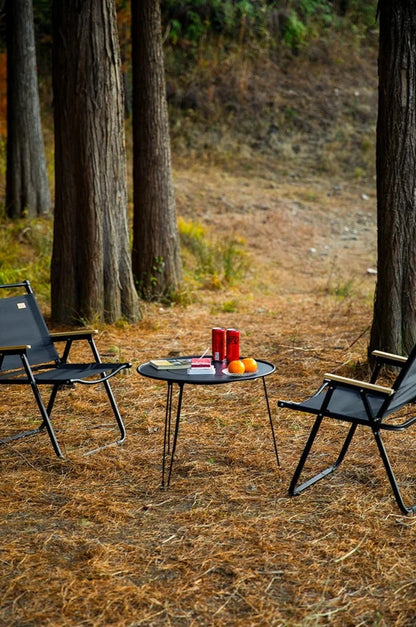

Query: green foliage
[162,0,276,50]
[283,12,307,51]
[161,0,378,56]
[178,217,247,290]
[163,1,240,32]
[344,0,378,28]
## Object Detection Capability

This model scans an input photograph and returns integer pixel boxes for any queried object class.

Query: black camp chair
[278,346,416,514]
[0,280,131,458]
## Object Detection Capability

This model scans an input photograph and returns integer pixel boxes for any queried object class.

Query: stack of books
[187,357,215,375]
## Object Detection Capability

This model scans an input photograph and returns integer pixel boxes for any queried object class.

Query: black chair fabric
[0,293,59,370]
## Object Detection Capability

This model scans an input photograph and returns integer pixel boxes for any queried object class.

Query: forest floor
[3,156,416,627]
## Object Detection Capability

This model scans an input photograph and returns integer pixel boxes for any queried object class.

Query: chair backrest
[0,282,59,371]
[384,344,416,415]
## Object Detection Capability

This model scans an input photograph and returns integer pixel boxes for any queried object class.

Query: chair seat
[296,386,387,423]
[34,362,128,385]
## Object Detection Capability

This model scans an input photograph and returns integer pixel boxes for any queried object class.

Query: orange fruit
[228,359,245,374]
[242,357,257,373]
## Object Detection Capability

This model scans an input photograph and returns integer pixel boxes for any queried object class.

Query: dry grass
[1,162,416,626]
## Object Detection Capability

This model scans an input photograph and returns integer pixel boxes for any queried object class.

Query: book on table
[187,357,215,375]
[149,358,191,370]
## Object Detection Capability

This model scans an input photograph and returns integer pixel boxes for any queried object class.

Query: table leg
[162,383,173,487]
[164,383,173,454]
[162,382,185,488]
[262,376,280,467]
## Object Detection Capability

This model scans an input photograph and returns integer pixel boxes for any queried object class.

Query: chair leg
[79,338,127,448]
[84,379,127,456]
[2,368,126,459]
[372,429,416,515]
[289,416,357,496]
[0,383,64,457]
[29,382,64,458]
[102,379,126,444]
[21,379,125,459]
[0,425,51,447]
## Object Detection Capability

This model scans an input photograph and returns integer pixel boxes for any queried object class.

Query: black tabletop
[137,357,275,385]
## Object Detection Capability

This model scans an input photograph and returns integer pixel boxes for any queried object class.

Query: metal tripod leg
[162,382,185,488]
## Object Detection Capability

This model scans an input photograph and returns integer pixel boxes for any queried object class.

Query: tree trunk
[370,0,416,356]
[5,0,51,218]
[51,0,140,325]
[131,0,183,301]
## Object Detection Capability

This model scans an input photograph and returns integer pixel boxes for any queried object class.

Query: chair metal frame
[279,346,416,514]
[0,280,131,457]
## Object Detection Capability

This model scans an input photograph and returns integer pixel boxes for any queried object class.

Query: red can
[212,327,226,361]
[226,328,240,362]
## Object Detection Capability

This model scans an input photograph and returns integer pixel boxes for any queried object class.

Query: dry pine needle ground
[1,164,416,626]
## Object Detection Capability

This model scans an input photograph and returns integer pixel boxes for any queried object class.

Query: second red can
[226,328,240,362]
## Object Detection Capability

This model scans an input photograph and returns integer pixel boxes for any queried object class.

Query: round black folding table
[137,357,280,487]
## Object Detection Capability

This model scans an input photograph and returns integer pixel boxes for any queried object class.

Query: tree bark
[6,0,51,218]
[370,0,416,356]
[131,0,183,301]
[51,0,140,325]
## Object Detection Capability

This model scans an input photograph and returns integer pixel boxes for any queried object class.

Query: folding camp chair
[278,345,416,514]
[0,280,131,458]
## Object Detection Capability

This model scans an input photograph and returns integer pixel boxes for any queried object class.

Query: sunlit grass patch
[0,217,52,303]
[178,216,248,291]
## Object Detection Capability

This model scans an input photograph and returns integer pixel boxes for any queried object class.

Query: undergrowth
[0,218,52,303]
[178,217,247,292]
[0,212,248,307]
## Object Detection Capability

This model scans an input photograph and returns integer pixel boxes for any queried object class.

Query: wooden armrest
[0,344,31,354]
[50,330,97,341]
[371,350,407,364]
[324,373,394,395]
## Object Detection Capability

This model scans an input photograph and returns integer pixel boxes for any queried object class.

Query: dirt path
[175,163,377,293]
